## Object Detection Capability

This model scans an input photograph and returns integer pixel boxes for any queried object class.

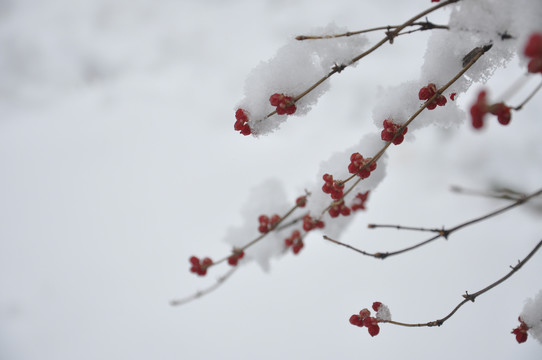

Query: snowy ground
[1,0,541,359]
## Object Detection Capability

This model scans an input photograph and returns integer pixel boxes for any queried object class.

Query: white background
[1,0,541,359]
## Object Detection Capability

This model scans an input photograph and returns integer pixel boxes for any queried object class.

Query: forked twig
[324,188,542,259]
[380,238,542,327]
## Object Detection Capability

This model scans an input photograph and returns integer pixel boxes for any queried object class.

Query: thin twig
[367,224,444,234]
[450,185,526,201]
[295,21,448,40]
[259,0,459,122]
[324,188,542,259]
[170,267,239,306]
[325,42,491,214]
[380,238,542,327]
[513,80,542,111]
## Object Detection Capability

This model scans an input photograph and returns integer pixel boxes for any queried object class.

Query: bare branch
[380,238,542,328]
[324,188,542,259]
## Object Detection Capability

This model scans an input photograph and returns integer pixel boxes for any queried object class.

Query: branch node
[462,291,476,302]
[332,63,347,73]
[440,228,450,240]
[375,252,389,260]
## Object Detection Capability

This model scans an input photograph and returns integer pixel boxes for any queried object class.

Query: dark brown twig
[170,267,238,306]
[380,238,542,327]
[324,188,542,259]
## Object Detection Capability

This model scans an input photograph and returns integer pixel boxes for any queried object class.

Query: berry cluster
[349,302,390,337]
[381,119,408,145]
[322,174,344,200]
[258,214,281,233]
[284,230,304,254]
[348,153,377,179]
[524,32,542,74]
[511,317,530,343]
[302,214,325,232]
[189,256,213,276]
[349,305,379,336]
[470,90,511,129]
[234,108,251,136]
[269,93,297,115]
[351,191,370,211]
[227,249,245,266]
[418,83,447,109]
[296,195,307,208]
[328,200,351,218]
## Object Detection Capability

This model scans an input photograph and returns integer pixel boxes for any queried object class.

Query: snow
[239,23,368,135]
[521,289,542,344]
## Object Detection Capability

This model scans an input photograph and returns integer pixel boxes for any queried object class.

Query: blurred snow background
[0,0,541,359]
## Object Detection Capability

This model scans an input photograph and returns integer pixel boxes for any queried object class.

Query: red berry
[524,33,542,58]
[234,109,251,136]
[528,57,542,73]
[450,93,457,101]
[368,324,380,337]
[524,33,542,73]
[372,302,382,312]
[270,214,281,225]
[381,119,407,145]
[489,103,511,125]
[359,308,371,321]
[292,242,304,254]
[348,153,377,179]
[470,90,488,129]
[270,93,297,115]
[419,83,446,110]
[511,317,530,344]
[362,316,378,328]
[189,256,213,276]
[269,93,283,106]
[418,84,435,100]
[350,314,363,326]
[351,191,370,211]
[302,215,324,232]
[296,196,307,207]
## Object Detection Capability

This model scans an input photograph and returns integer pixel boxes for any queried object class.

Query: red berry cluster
[322,174,344,200]
[524,32,542,74]
[227,249,245,266]
[189,256,213,276]
[296,195,307,207]
[284,230,304,254]
[348,153,377,179]
[418,83,447,109]
[234,108,251,136]
[269,93,297,115]
[328,200,351,218]
[381,119,408,145]
[302,214,325,232]
[351,191,370,211]
[349,302,384,337]
[470,90,512,129]
[258,214,281,233]
[511,317,530,344]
